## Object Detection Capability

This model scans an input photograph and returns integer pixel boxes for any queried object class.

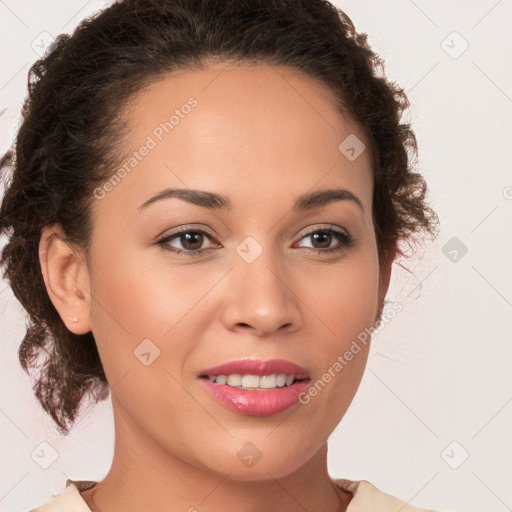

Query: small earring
[68,316,79,322]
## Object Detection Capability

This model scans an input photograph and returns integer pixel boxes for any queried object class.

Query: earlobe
[38,224,92,335]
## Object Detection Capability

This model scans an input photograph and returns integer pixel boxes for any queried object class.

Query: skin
[39,61,393,512]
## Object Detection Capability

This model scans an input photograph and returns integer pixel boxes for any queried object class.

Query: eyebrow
[138,187,364,213]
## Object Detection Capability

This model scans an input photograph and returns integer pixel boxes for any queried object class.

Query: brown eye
[309,230,333,249]
[157,228,218,257]
[176,231,205,251]
[295,228,354,254]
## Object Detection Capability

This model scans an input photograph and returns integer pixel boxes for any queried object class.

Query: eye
[157,226,218,257]
[156,225,354,257]
[294,226,354,254]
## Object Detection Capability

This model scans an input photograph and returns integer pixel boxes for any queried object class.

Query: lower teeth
[236,386,288,389]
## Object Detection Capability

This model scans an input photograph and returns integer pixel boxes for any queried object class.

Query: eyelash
[156,225,354,258]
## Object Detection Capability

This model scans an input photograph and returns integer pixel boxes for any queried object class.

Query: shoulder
[28,480,95,512]
[332,477,446,512]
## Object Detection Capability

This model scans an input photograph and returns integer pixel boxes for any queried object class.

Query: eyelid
[159,223,349,241]
[299,223,349,237]
[159,224,216,239]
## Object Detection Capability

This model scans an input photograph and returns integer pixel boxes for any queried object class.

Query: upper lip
[199,358,310,379]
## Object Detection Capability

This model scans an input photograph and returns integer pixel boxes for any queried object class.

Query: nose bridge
[221,234,301,335]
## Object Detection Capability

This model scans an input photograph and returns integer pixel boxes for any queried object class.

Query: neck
[80,396,352,512]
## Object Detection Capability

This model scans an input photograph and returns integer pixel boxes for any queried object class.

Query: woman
[0,0,441,510]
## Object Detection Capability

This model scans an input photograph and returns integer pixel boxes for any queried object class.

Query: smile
[201,373,303,389]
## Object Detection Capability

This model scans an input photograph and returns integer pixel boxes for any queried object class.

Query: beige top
[29,478,442,511]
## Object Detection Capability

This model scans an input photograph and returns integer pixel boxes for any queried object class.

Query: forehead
[93,62,372,220]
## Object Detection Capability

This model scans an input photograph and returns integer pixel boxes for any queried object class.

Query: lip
[200,378,311,416]
[198,358,310,379]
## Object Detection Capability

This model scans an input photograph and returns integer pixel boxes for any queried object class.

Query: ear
[375,244,396,325]
[38,224,92,335]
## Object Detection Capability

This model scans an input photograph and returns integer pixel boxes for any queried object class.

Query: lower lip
[200,378,311,416]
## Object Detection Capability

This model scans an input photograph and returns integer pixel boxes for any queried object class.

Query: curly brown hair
[0,0,438,435]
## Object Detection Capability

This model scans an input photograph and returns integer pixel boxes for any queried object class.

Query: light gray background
[0,1,511,511]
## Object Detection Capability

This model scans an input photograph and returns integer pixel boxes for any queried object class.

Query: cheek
[86,254,200,436]
[89,242,199,333]
[299,245,380,395]
[296,255,379,419]
[302,249,380,346]
[87,245,216,382]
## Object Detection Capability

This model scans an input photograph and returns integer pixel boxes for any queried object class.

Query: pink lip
[199,358,310,379]
[200,378,311,416]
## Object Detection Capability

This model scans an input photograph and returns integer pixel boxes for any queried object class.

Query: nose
[220,246,302,337]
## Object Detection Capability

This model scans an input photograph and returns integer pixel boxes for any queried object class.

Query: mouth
[198,361,312,415]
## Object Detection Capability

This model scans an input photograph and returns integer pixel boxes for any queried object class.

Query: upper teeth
[208,374,296,389]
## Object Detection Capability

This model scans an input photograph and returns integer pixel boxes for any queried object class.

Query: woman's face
[67,63,391,479]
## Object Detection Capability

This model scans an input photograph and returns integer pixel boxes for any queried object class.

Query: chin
[198,440,317,482]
